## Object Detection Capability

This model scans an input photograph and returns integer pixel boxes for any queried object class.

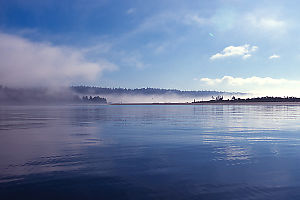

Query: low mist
[90,94,241,104]
[0,86,81,105]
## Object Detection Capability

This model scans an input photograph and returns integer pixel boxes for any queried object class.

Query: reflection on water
[1,105,300,199]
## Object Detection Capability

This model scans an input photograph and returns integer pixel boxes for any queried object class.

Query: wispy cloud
[183,14,209,26]
[130,12,182,35]
[183,9,288,37]
[0,32,117,87]
[269,54,280,59]
[245,15,286,31]
[126,8,136,15]
[210,44,258,60]
[200,76,286,86]
[241,10,288,37]
[121,52,145,69]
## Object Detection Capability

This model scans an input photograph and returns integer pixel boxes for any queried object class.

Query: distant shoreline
[110,96,300,105]
[110,102,300,106]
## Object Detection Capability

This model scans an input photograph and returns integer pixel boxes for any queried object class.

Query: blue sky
[0,0,300,95]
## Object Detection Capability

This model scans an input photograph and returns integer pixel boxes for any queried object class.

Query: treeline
[71,86,244,96]
[229,96,300,102]
[194,96,300,103]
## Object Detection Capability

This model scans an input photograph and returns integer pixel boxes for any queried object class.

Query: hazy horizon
[0,85,249,104]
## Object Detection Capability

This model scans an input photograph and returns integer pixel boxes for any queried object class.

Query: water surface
[1,105,300,199]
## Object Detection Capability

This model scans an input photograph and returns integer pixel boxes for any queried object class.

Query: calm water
[1,105,300,199]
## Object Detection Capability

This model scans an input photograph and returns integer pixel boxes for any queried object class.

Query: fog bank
[0,32,116,87]
[71,86,247,103]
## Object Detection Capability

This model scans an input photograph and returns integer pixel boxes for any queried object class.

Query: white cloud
[269,54,280,59]
[0,32,117,87]
[210,44,258,60]
[199,76,300,96]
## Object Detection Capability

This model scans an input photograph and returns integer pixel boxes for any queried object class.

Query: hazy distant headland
[192,96,300,104]
[0,85,245,105]
[71,86,245,103]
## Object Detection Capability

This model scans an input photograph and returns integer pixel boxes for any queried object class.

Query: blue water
[1,105,300,199]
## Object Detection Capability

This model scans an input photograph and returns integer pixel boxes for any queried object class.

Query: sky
[0,0,300,96]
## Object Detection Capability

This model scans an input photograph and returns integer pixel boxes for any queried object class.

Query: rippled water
[1,105,300,199]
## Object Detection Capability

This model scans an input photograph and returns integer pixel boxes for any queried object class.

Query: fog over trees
[71,86,244,96]
[0,86,107,105]
[71,86,246,103]
[0,85,245,105]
